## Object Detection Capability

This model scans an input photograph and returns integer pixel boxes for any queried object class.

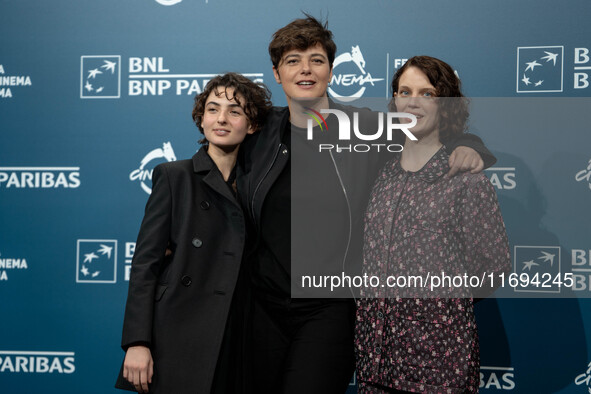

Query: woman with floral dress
[355,56,511,394]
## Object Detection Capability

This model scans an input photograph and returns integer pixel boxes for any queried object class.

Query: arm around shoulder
[446,133,497,170]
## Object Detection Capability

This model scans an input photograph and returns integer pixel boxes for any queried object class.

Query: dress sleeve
[121,164,172,348]
[459,175,511,298]
[445,133,497,169]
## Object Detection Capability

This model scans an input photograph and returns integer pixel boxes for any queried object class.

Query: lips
[213,128,230,136]
[405,112,424,120]
[296,80,316,87]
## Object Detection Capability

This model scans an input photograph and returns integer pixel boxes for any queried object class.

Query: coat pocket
[154,283,168,302]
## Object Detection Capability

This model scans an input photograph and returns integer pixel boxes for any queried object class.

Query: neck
[206,144,239,181]
[400,132,443,172]
[287,96,330,128]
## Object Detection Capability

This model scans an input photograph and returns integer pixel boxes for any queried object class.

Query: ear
[329,66,333,83]
[273,66,281,84]
[246,123,256,135]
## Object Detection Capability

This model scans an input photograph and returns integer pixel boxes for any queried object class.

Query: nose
[300,60,311,74]
[406,95,420,108]
[216,110,227,124]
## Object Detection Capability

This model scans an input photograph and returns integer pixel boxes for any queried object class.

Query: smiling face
[394,66,440,140]
[200,88,254,152]
[273,43,333,106]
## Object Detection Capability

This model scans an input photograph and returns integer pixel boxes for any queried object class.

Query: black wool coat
[119,147,246,393]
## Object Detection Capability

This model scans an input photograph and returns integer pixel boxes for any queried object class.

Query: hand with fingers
[123,345,154,393]
[447,146,484,177]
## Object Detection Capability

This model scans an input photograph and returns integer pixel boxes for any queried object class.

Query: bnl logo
[513,246,561,293]
[516,46,563,93]
[80,56,121,98]
[76,240,117,283]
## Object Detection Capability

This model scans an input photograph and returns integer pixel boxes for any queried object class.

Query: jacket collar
[192,145,216,173]
[392,146,448,183]
[192,146,238,204]
[239,106,289,175]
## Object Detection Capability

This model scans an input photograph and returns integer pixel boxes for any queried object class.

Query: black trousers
[251,292,356,394]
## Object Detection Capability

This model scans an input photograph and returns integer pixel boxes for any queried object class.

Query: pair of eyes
[283,57,326,66]
[205,106,245,117]
[397,90,436,97]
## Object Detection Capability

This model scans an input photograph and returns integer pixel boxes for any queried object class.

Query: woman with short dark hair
[239,15,497,393]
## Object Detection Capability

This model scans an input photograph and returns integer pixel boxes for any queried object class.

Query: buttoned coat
[119,147,246,393]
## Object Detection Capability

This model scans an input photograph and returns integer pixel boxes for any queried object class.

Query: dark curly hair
[268,14,337,70]
[389,56,469,143]
[192,72,272,145]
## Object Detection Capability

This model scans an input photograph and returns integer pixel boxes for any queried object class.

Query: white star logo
[538,251,555,266]
[522,260,539,271]
[525,60,542,72]
[87,68,102,79]
[101,60,117,74]
[541,51,558,66]
[84,252,98,263]
[80,266,90,276]
[98,244,113,259]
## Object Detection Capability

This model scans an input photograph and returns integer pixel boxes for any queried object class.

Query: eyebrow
[283,52,327,60]
[205,101,243,109]
[398,85,435,92]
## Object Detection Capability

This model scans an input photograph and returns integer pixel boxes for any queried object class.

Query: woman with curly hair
[118,72,271,394]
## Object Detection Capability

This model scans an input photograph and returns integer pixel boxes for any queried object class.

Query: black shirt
[252,120,350,298]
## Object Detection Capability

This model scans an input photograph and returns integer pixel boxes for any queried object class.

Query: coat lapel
[192,147,238,206]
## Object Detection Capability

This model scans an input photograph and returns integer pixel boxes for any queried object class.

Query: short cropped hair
[390,56,469,143]
[268,14,337,69]
[192,72,272,144]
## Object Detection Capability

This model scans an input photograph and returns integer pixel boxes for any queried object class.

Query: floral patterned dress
[355,148,510,393]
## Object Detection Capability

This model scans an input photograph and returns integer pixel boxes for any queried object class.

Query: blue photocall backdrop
[1,0,591,393]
